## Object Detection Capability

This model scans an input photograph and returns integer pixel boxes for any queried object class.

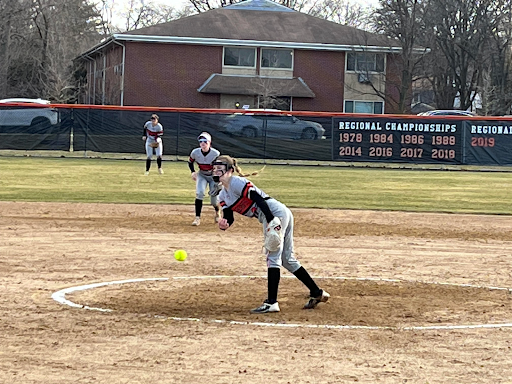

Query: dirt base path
[1,201,512,383]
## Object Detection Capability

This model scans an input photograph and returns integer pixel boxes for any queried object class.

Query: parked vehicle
[0,98,60,128]
[220,111,325,140]
[417,110,476,117]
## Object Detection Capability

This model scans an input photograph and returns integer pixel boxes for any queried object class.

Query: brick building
[78,0,408,113]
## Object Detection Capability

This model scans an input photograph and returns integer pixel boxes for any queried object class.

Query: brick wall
[123,42,222,108]
[292,50,345,112]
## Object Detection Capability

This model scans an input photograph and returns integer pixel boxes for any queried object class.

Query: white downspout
[82,54,95,104]
[112,40,126,106]
[102,53,106,105]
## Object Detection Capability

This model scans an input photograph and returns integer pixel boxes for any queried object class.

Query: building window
[345,100,383,114]
[224,47,256,67]
[261,49,293,69]
[346,52,385,73]
[258,96,291,110]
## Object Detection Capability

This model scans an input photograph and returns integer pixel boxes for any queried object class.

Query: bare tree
[99,0,195,32]
[480,0,512,115]
[32,0,103,101]
[421,43,457,110]
[422,0,502,111]
[185,0,374,29]
[307,0,374,29]
[371,0,428,113]
[0,0,103,100]
[247,76,291,109]
[187,0,235,13]
[95,0,116,35]
[0,0,31,98]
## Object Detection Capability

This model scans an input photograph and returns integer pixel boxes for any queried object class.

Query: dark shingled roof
[122,0,399,48]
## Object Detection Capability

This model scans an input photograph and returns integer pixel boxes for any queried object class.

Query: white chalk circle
[51,276,512,331]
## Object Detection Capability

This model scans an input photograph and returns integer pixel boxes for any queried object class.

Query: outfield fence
[2,104,512,166]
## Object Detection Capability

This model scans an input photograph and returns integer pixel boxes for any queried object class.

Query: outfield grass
[1,157,512,214]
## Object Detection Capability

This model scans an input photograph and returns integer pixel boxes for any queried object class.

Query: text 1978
[339,133,363,143]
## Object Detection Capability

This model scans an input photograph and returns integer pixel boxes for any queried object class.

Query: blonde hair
[214,155,265,178]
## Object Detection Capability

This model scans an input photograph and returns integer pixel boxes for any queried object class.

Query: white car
[220,111,326,140]
[0,98,60,127]
[417,110,476,117]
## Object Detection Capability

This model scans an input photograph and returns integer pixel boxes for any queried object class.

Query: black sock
[157,157,162,168]
[293,266,321,297]
[145,158,151,171]
[267,267,280,304]
[195,199,203,217]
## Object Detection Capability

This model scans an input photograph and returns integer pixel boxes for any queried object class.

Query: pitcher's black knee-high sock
[293,266,321,297]
[146,158,151,171]
[157,157,162,168]
[267,267,280,304]
[195,199,203,217]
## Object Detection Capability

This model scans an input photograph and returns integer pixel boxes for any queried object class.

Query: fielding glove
[264,217,282,252]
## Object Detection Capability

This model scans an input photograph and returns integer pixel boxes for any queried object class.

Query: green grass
[1,157,512,214]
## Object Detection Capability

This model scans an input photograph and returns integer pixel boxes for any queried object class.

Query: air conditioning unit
[358,73,371,84]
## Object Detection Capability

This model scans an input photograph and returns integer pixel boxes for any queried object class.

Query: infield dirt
[1,201,512,383]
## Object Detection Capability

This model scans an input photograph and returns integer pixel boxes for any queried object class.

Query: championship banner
[463,121,512,166]
[332,117,463,164]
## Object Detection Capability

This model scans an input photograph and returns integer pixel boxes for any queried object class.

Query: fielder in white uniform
[213,155,330,314]
[188,132,221,226]
[142,114,164,175]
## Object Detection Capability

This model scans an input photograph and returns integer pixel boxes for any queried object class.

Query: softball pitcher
[188,132,221,226]
[142,114,164,175]
[213,155,330,314]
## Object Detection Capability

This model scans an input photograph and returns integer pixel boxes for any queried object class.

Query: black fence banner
[0,107,71,151]
[71,109,333,161]
[3,103,512,167]
[332,117,462,164]
[463,121,512,166]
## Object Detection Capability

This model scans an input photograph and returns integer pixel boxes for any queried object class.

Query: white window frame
[257,95,292,111]
[344,100,384,114]
[346,52,385,73]
[223,47,257,68]
[260,48,294,70]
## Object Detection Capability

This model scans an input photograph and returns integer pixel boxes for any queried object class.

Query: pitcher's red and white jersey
[218,176,269,218]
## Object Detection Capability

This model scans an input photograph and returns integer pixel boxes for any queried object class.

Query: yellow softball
[174,249,188,262]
